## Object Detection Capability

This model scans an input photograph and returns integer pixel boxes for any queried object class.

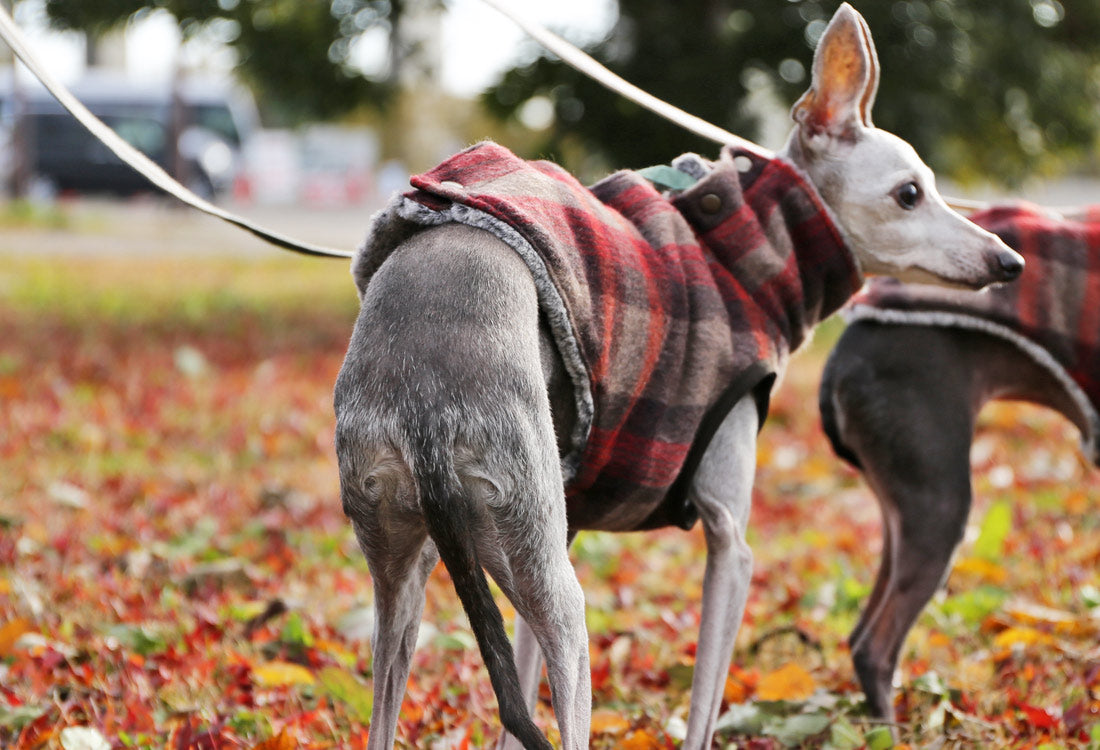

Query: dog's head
[783,3,1023,290]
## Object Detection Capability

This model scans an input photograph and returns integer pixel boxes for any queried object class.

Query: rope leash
[477,0,773,160]
[0,4,354,259]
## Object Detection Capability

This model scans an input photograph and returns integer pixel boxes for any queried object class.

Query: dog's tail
[410,428,552,750]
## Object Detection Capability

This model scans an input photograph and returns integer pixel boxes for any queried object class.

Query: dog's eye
[893,181,922,210]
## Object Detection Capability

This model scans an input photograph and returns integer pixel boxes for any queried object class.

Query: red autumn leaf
[1017,702,1059,730]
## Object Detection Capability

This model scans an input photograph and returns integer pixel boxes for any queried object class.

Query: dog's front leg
[683,395,759,748]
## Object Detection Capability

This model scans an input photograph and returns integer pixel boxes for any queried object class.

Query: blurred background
[1,0,1100,241]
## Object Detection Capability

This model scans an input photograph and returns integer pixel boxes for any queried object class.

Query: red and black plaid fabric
[360,141,858,532]
[849,202,1100,463]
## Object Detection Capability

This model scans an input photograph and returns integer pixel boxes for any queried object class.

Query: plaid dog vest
[848,203,1100,465]
[356,142,858,532]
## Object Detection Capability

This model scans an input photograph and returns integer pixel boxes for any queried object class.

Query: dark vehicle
[0,71,257,198]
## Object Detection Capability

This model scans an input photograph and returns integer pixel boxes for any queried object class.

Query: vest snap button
[700,193,722,214]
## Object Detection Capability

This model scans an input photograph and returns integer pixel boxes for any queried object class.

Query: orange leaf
[0,376,19,399]
[755,662,816,702]
[952,556,1008,585]
[400,697,424,724]
[621,729,662,749]
[249,729,296,750]
[590,708,630,735]
[724,674,749,704]
[0,618,34,658]
[926,631,952,649]
[992,626,1055,650]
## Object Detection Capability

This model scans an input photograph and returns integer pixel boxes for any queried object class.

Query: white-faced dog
[333,5,1024,749]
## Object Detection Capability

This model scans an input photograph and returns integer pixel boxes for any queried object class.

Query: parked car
[0,70,257,199]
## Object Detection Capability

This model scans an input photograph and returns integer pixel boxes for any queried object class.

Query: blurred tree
[41,0,443,125]
[484,0,1100,186]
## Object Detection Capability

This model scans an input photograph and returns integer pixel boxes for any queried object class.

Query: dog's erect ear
[792,3,880,142]
[854,10,880,127]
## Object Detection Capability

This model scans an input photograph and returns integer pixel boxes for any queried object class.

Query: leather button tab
[700,193,722,214]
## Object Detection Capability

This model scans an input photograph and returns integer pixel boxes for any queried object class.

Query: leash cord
[0,4,354,259]
[477,0,773,160]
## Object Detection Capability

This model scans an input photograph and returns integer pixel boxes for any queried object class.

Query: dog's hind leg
[343,476,439,750]
[483,459,590,750]
[499,535,582,750]
[847,455,972,718]
[821,323,977,719]
[682,395,759,748]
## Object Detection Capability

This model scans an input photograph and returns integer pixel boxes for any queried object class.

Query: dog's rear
[334,224,588,750]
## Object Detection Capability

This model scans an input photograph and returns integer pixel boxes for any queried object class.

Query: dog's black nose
[997,251,1024,281]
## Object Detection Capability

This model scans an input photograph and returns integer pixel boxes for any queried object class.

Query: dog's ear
[853,10,880,127]
[792,3,879,143]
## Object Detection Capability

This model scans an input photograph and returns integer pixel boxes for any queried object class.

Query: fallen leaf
[724,674,749,704]
[755,662,816,702]
[621,728,662,749]
[249,729,297,750]
[715,701,765,735]
[252,661,315,688]
[590,708,630,735]
[865,725,895,750]
[827,716,862,749]
[47,481,90,510]
[972,501,1012,559]
[1017,702,1059,730]
[952,556,1008,585]
[318,666,373,723]
[0,618,35,658]
[174,345,209,377]
[763,711,830,746]
[993,626,1055,650]
[1004,599,1093,636]
[315,638,358,667]
[59,726,111,750]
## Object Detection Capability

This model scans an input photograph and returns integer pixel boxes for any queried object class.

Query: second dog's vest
[356,142,859,532]
[848,203,1100,465]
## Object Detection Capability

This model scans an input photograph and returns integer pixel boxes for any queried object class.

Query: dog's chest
[360,142,858,532]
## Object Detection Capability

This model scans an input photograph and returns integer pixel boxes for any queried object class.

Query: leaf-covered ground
[1,242,1098,749]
